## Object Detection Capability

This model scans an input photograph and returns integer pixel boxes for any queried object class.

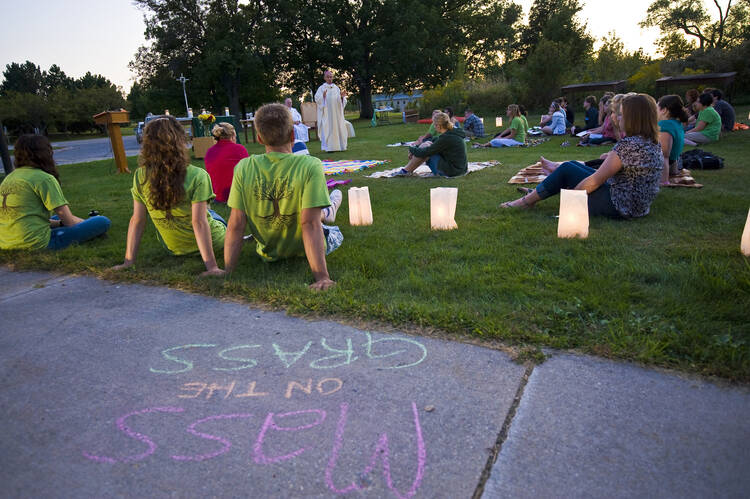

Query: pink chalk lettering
[253,409,327,464]
[171,413,253,462]
[82,407,185,463]
[325,402,426,499]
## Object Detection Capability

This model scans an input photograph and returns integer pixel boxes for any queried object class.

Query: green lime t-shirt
[227,152,331,262]
[521,115,529,132]
[698,106,721,142]
[131,165,225,255]
[427,124,437,137]
[0,167,68,250]
[510,116,527,144]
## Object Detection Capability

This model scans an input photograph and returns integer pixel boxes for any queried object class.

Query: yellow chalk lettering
[178,382,207,398]
[235,381,269,398]
[285,379,313,399]
[317,377,343,395]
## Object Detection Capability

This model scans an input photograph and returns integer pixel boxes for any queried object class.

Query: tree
[584,32,650,82]
[642,0,750,51]
[1,61,43,96]
[132,0,279,118]
[518,0,593,61]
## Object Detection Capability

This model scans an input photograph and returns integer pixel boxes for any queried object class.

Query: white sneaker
[323,189,342,224]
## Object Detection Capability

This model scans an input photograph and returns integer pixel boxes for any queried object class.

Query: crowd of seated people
[0,83,738,289]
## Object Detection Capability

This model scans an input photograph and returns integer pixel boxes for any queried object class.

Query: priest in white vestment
[314,70,348,152]
[284,98,309,142]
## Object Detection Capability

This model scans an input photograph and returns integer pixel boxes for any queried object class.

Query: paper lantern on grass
[479,117,484,124]
[348,187,373,226]
[164,109,170,116]
[495,117,503,127]
[224,107,230,116]
[741,207,750,256]
[430,187,458,230]
[558,189,589,239]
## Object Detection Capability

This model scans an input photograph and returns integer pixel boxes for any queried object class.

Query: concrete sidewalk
[1,268,748,498]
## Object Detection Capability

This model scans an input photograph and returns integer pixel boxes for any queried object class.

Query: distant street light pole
[177,74,190,116]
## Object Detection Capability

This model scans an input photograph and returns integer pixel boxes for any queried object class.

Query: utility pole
[0,119,12,174]
[177,74,190,115]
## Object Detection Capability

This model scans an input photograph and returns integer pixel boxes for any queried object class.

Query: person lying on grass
[474,104,527,148]
[111,115,227,276]
[0,135,110,250]
[223,103,343,291]
[393,112,468,177]
[501,93,663,219]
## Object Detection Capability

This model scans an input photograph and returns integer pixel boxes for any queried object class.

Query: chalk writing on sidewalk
[176,377,344,400]
[149,332,428,374]
[82,402,426,498]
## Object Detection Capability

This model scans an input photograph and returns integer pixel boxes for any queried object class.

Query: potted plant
[193,112,216,158]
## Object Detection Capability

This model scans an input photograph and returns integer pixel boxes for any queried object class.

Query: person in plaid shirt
[463,108,484,138]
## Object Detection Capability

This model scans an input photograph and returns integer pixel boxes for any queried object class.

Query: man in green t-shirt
[685,92,722,145]
[224,103,343,291]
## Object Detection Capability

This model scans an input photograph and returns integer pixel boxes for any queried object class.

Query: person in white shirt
[284,98,309,143]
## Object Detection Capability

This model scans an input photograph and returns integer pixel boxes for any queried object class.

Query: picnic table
[375,106,394,125]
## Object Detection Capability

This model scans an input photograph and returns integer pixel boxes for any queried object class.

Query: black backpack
[680,149,725,170]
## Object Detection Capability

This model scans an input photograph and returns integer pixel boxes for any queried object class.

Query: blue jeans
[209,209,227,227]
[535,161,621,218]
[426,155,445,176]
[48,216,111,250]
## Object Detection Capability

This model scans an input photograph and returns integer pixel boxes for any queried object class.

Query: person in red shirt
[204,123,249,202]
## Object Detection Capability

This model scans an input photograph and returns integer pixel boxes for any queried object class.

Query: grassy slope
[2,109,749,381]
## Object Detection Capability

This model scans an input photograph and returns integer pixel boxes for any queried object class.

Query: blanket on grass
[322,159,389,175]
[508,162,703,188]
[367,160,500,178]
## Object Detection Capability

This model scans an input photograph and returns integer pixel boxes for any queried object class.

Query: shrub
[465,78,515,117]
[421,79,468,117]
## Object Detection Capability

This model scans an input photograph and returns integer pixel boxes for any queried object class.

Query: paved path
[2,136,141,172]
[1,268,748,498]
[50,135,141,165]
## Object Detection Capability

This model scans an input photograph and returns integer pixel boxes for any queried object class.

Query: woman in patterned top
[111,116,227,276]
[501,93,663,219]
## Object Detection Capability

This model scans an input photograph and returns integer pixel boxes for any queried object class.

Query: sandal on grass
[500,197,532,209]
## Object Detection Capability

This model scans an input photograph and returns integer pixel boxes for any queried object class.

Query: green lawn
[2,110,750,381]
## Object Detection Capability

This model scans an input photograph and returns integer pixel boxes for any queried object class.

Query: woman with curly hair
[112,116,226,275]
[0,135,110,250]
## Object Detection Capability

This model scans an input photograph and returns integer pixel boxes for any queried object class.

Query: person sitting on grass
[475,104,526,148]
[577,95,620,146]
[443,107,461,129]
[111,116,227,276]
[561,96,574,127]
[519,105,530,131]
[684,92,722,146]
[204,122,249,203]
[656,95,688,185]
[684,89,699,128]
[706,88,736,132]
[500,93,663,220]
[541,101,567,136]
[223,103,343,291]
[415,109,441,146]
[463,108,485,138]
[393,112,468,177]
[571,95,599,136]
[0,135,110,250]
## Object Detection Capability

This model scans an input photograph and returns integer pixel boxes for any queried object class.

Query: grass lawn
[2,109,750,381]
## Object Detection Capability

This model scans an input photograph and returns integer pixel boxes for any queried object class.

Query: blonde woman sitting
[475,104,526,147]
[393,112,468,177]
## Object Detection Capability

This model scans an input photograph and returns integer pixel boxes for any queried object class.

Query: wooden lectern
[93,110,130,173]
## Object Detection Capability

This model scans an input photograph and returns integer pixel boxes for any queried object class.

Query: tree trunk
[357,80,373,120]
[221,72,242,119]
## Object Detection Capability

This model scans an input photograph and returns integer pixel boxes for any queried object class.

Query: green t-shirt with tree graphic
[227,152,331,262]
[131,165,225,255]
[0,167,68,250]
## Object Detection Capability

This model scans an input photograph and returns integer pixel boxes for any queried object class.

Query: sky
[0,0,663,94]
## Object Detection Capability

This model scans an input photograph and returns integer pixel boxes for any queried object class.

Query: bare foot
[500,196,531,209]
[539,156,560,175]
